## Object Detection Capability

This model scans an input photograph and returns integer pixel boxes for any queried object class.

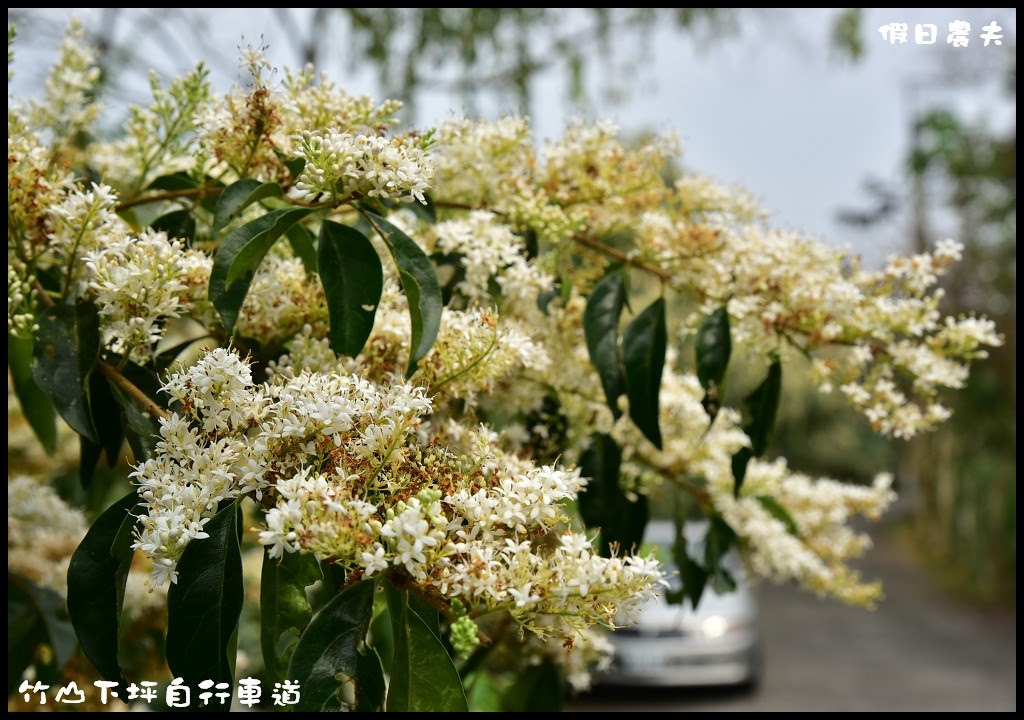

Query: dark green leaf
[504,658,563,712]
[286,224,318,275]
[90,373,124,468]
[744,359,782,456]
[261,551,323,683]
[536,282,559,315]
[704,516,738,594]
[385,584,467,712]
[756,495,800,536]
[696,306,731,420]
[209,208,312,335]
[109,367,162,462]
[8,574,78,693]
[150,208,196,242]
[284,156,306,180]
[584,268,627,418]
[79,435,104,489]
[32,303,99,441]
[622,297,667,449]
[364,212,442,377]
[66,491,139,682]
[8,574,47,693]
[355,646,387,712]
[146,171,199,192]
[408,593,441,638]
[520,228,539,261]
[286,579,375,712]
[166,502,244,687]
[578,433,648,557]
[732,358,782,496]
[672,530,709,610]
[318,221,384,357]
[8,334,57,454]
[213,179,284,232]
[408,194,437,224]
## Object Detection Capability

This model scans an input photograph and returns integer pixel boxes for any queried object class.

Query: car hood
[625,586,756,635]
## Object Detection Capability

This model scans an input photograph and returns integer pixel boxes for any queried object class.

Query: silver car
[600,520,761,687]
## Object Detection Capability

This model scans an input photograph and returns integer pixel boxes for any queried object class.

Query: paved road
[571,526,1016,712]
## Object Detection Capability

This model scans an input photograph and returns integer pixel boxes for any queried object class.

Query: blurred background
[8,7,1016,711]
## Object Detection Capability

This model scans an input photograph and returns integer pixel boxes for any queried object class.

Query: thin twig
[571,233,673,281]
[115,186,221,212]
[95,360,168,421]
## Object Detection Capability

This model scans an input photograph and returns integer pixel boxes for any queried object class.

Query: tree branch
[95,360,169,421]
[571,233,673,281]
[115,186,221,212]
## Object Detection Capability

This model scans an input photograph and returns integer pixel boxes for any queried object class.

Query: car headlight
[700,615,730,638]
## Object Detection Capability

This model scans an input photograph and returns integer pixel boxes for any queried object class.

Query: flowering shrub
[7,24,1000,711]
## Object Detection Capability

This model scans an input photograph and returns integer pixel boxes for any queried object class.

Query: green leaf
[32,303,100,441]
[695,306,731,421]
[284,156,306,181]
[209,208,312,335]
[670,526,709,610]
[504,658,563,712]
[578,433,648,557]
[260,551,323,683]
[355,647,387,712]
[704,516,738,595]
[520,228,539,261]
[286,224,318,275]
[166,502,244,687]
[622,297,667,449]
[385,585,468,712]
[213,179,284,232]
[150,208,196,242]
[408,194,437,225]
[364,212,442,377]
[755,495,800,536]
[732,358,783,496]
[465,672,503,712]
[8,574,78,693]
[318,221,384,357]
[79,435,104,489]
[146,171,198,192]
[109,366,162,462]
[583,268,627,418]
[66,491,140,682]
[286,578,376,712]
[90,373,124,468]
[8,334,57,454]
[744,359,782,456]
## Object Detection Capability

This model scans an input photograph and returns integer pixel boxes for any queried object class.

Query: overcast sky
[8,8,1016,264]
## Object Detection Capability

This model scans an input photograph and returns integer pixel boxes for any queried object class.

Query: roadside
[571,523,1016,712]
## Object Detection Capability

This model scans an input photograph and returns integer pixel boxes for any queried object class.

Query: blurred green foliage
[906,90,1016,605]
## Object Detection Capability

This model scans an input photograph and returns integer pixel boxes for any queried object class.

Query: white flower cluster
[194,52,403,183]
[84,230,204,363]
[132,347,663,637]
[27,21,102,157]
[290,129,432,204]
[710,461,897,606]
[261,424,664,638]
[44,182,124,298]
[659,223,1002,437]
[432,210,554,307]
[8,475,88,595]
